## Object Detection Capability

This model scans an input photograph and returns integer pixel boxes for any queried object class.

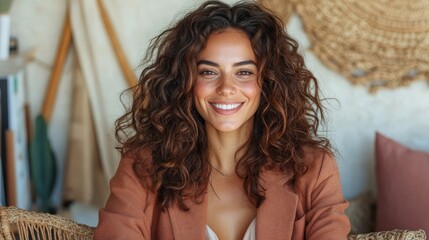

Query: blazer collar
[168,170,297,240]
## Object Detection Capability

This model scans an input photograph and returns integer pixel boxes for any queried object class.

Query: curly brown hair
[115,0,331,211]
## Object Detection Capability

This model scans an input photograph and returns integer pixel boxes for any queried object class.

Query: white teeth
[212,103,241,110]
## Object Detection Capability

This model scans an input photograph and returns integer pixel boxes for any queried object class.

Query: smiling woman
[94,1,350,239]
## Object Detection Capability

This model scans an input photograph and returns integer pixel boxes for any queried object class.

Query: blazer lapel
[168,193,208,240]
[256,170,298,240]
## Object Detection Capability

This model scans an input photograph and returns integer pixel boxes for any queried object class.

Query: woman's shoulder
[298,147,339,183]
[116,148,154,186]
[302,146,336,167]
[119,148,153,168]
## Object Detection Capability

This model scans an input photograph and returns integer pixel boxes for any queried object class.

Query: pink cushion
[375,132,429,234]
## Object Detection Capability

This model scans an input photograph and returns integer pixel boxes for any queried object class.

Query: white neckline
[206,218,256,240]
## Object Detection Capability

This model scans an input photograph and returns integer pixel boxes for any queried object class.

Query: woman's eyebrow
[197,60,257,67]
[197,60,218,67]
[233,60,257,67]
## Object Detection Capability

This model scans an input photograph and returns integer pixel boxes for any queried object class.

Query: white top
[206,218,256,240]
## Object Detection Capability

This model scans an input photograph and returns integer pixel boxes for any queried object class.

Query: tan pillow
[375,132,429,235]
[345,191,375,234]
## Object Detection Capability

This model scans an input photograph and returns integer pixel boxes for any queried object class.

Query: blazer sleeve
[93,156,154,240]
[304,153,351,239]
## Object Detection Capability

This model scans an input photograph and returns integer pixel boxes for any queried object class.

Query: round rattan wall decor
[259,0,295,25]
[296,0,429,91]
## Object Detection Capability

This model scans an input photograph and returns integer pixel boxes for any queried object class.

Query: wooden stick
[42,16,72,122]
[5,130,17,207]
[97,0,138,88]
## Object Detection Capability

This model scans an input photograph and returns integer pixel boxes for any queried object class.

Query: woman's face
[193,28,261,133]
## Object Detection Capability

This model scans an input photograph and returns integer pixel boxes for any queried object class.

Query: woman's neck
[205,125,252,176]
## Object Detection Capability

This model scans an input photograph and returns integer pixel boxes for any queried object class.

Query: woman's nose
[216,75,236,95]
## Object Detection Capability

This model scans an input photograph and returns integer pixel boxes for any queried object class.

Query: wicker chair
[0,206,426,240]
[0,206,93,240]
[348,229,426,240]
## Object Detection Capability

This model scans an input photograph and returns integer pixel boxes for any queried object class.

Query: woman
[94,1,350,239]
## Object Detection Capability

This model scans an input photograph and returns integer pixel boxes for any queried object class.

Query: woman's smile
[210,102,243,114]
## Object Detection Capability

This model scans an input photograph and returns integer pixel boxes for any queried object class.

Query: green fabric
[30,115,56,213]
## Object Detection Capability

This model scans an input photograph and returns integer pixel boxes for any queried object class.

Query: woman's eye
[237,70,253,75]
[199,70,216,75]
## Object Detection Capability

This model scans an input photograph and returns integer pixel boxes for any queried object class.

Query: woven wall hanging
[259,0,294,24]
[295,0,429,91]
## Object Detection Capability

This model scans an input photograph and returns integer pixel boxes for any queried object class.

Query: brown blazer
[94,150,350,240]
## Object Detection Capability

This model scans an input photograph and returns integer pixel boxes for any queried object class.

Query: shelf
[0,49,36,76]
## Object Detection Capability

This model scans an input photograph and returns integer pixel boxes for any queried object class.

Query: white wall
[9,0,429,207]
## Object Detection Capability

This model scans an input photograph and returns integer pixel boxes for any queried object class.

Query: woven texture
[0,206,93,240]
[259,0,294,24]
[348,229,426,240]
[295,0,429,91]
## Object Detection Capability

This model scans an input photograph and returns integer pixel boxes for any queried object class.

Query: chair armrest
[348,229,426,240]
[0,206,94,240]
